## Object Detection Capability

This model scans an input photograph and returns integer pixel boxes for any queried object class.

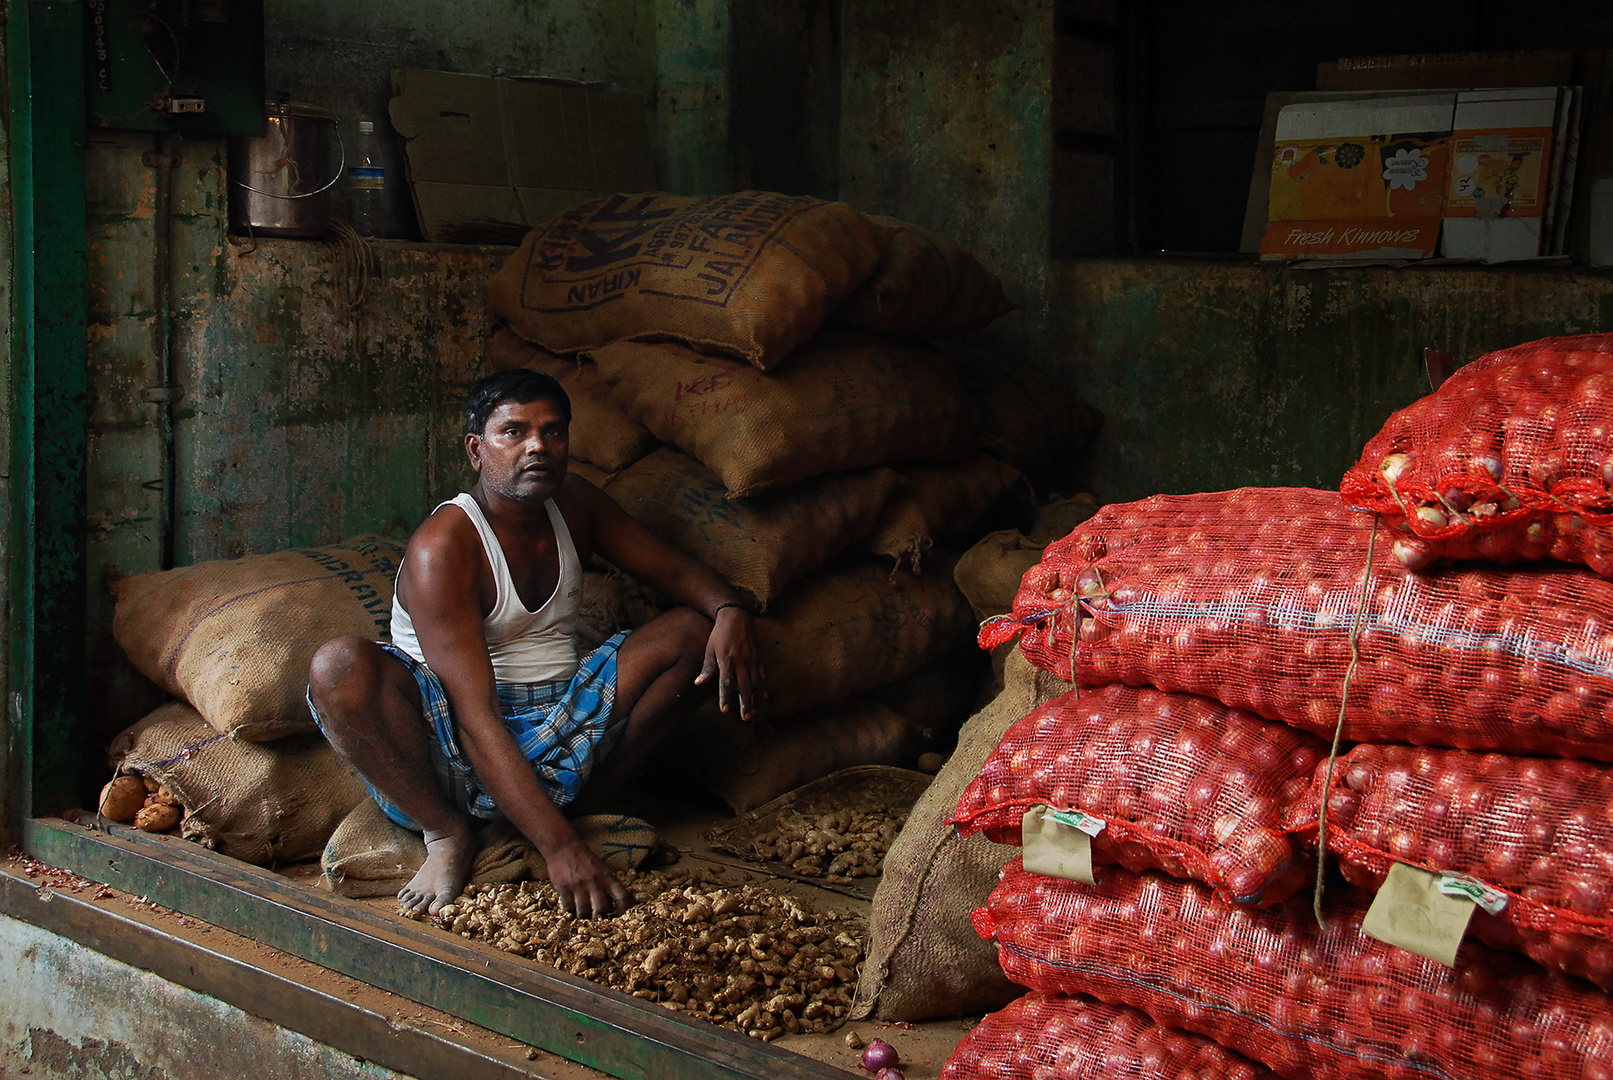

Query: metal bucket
[228,102,343,238]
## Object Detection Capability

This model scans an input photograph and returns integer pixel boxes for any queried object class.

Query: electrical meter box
[85,0,265,136]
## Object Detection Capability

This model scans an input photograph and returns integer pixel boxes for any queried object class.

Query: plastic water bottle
[346,119,388,236]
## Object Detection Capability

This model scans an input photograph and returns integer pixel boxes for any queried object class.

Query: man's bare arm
[403,509,629,918]
[570,480,766,719]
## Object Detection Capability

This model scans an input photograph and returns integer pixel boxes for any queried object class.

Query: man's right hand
[547,838,632,919]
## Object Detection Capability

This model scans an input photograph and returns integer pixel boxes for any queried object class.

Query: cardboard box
[389,69,654,244]
[1441,87,1564,261]
[1259,94,1455,260]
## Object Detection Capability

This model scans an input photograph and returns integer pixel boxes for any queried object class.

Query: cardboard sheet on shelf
[389,68,654,244]
[1258,92,1455,260]
[1441,87,1564,262]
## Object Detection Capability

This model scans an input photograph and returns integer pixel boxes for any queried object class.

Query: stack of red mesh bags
[945,334,1613,1079]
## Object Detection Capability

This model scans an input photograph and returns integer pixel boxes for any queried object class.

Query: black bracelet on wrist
[713,602,747,618]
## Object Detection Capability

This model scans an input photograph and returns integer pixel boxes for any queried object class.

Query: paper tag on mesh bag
[1021,805,1106,884]
[1362,862,1483,967]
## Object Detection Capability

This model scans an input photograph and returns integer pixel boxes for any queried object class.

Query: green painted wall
[839,0,1055,363]
[84,131,506,749]
[0,14,13,832]
[1049,260,1613,503]
[76,0,693,762]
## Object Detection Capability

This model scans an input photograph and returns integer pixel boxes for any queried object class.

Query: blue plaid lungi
[308,633,629,831]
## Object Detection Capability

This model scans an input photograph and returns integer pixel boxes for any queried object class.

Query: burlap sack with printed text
[487,191,892,370]
[111,536,405,740]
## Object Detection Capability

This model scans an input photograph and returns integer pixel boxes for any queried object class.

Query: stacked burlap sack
[935,334,1613,1079]
[102,537,401,865]
[101,536,655,884]
[484,190,1100,815]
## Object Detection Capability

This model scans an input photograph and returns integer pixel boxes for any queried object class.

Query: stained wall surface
[839,0,1055,364]
[84,130,505,754]
[0,912,411,1080]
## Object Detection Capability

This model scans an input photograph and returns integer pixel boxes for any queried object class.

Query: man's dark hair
[465,368,572,435]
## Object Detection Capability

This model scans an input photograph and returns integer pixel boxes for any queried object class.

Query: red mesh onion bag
[1340,334,1613,575]
[979,486,1613,761]
[975,859,1613,1080]
[951,685,1326,906]
[940,993,1273,1080]
[1288,744,1613,988]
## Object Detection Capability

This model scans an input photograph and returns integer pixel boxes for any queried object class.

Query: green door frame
[3,8,849,1078]
[7,0,88,826]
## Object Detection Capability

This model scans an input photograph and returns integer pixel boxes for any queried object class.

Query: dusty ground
[308,792,983,1079]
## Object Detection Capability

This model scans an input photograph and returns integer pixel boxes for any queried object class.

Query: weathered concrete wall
[1048,260,1613,503]
[0,911,411,1080]
[838,0,1055,362]
[84,131,504,754]
[264,0,659,235]
[654,0,731,194]
[730,0,841,199]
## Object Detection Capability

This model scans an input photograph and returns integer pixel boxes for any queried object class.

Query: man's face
[467,396,570,502]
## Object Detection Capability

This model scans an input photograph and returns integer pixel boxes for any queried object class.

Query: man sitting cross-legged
[308,368,764,920]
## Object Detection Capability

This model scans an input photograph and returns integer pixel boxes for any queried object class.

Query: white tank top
[390,493,583,684]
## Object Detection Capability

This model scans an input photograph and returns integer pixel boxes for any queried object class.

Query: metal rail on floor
[23,818,854,1080]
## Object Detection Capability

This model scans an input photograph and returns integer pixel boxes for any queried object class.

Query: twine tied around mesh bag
[1313,512,1380,929]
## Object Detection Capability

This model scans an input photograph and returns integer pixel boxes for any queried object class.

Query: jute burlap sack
[572,568,665,655]
[108,701,366,867]
[867,455,1028,569]
[870,647,992,738]
[939,344,1103,476]
[835,216,1013,339]
[755,556,975,718]
[852,648,1072,1021]
[111,536,405,740]
[606,447,901,608]
[567,460,615,487]
[486,191,892,370]
[677,696,922,814]
[593,333,979,498]
[953,494,1102,621]
[322,797,428,897]
[485,327,659,472]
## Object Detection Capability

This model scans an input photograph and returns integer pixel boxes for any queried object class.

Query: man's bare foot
[398,822,476,918]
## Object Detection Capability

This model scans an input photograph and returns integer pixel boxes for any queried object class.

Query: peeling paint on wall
[0,913,409,1080]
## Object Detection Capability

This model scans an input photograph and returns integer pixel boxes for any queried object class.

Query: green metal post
[7,0,89,828]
